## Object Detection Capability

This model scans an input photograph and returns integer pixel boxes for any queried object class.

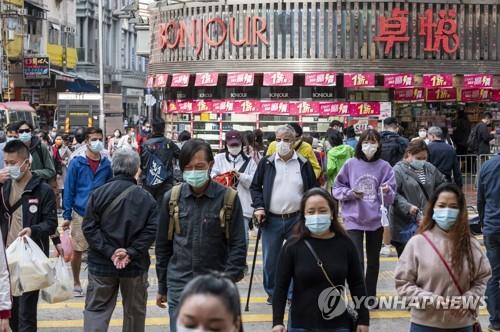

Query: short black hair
[482,112,493,120]
[178,130,191,142]
[152,118,165,135]
[383,117,398,127]
[179,139,214,171]
[74,127,87,143]
[345,126,356,139]
[329,120,344,129]
[6,122,18,132]
[288,122,303,137]
[85,127,103,139]
[4,140,30,159]
[327,130,344,147]
[16,121,34,132]
[354,129,382,161]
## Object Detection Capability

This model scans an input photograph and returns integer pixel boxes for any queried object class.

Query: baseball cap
[225,130,242,146]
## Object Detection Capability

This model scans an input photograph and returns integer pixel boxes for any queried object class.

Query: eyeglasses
[18,129,31,134]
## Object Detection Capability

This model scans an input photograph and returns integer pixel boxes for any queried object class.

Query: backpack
[144,138,174,188]
[467,124,480,154]
[167,184,238,241]
[380,135,407,166]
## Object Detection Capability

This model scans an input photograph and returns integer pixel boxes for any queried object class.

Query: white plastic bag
[41,257,73,303]
[380,186,390,227]
[6,236,55,295]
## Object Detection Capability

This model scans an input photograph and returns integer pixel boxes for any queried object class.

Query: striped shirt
[415,169,427,184]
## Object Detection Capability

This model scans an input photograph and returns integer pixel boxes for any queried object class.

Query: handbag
[421,233,482,332]
[303,239,358,331]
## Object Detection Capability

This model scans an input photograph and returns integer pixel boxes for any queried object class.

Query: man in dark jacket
[140,118,180,202]
[380,117,409,167]
[251,125,318,303]
[82,148,158,332]
[0,140,58,332]
[474,112,496,155]
[427,126,462,188]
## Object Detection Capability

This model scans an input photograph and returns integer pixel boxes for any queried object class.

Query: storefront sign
[305,72,336,87]
[426,87,457,101]
[146,75,155,88]
[260,101,293,114]
[154,74,169,88]
[348,119,380,135]
[393,87,425,102]
[227,72,254,86]
[23,57,50,79]
[126,88,145,97]
[171,73,190,87]
[157,16,269,56]
[348,102,381,117]
[263,72,294,86]
[423,74,453,88]
[344,73,375,88]
[384,73,414,88]
[290,101,320,115]
[463,74,493,88]
[195,73,219,87]
[317,102,349,116]
[461,88,491,102]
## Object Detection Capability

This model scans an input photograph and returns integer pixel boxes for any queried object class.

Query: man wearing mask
[251,125,318,304]
[0,122,19,169]
[0,140,58,331]
[62,127,113,297]
[16,121,56,181]
[155,139,247,332]
[427,126,462,188]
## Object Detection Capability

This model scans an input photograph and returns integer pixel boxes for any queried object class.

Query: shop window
[49,25,60,44]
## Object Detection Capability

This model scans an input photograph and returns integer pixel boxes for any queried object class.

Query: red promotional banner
[344,73,375,88]
[461,88,492,102]
[263,72,294,86]
[304,72,337,87]
[146,75,155,89]
[384,73,414,88]
[175,100,194,113]
[348,102,381,117]
[348,119,380,135]
[423,74,453,88]
[171,73,190,87]
[426,87,457,101]
[317,102,350,116]
[393,87,425,102]
[492,89,500,102]
[289,101,320,115]
[195,73,219,87]
[193,100,213,113]
[226,72,255,87]
[153,74,168,88]
[463,74,493,88]
[260,101,295,114]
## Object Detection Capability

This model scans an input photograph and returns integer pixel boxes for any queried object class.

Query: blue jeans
[485,233,500,329]
[262,213,298,298]
[288,328,350,332]
[410,323,473,332]
[167,287,183,332]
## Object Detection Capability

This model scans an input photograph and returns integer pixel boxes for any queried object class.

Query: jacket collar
[2,175,42,197]
[109,174,137,184]
[182,180,219,199]
[267,152,307,165]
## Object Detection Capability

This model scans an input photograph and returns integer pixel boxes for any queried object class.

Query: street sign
[145,94,156,106]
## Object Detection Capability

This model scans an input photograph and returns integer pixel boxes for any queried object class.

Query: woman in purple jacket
[333,129,396,302]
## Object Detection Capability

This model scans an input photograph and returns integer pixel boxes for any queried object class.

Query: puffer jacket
[0,227,11,319]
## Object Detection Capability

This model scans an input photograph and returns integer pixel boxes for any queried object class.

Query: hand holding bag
[42,256,73,303]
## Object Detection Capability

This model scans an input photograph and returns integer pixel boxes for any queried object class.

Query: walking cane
[245,216,262,312]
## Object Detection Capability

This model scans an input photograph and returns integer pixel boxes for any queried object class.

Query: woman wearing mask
[176,272,243,332]
[211,130,257,244]
[391,139,447,257]
[107,129,122,156]
[333,129,396,302]
[412,127,429,144]
[272,188,369,332]
[52,134,71,212]
[395,184,491,332]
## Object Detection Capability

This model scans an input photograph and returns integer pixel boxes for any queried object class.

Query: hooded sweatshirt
[326,145,355,186]
[332,158,396,231]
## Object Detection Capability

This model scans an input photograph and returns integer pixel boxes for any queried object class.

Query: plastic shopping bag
[60,230,73,263]
[41,257,73,303]
[6,236,55,295]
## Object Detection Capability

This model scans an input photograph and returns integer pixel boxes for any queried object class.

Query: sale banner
[384,73,414,88]
[463,74,493,88]
[423,74,453,88]
[226,72,255,87]
[305,72,337,87]
[288,101,320,115]
[195,73,219,87]
[317,102,349,116]
[171,73,190,87]
[260,101,294,114]
[344,73,375,88]
[348,102,381,117]
[492,89,500,102]
[426,87,457,101]
[235,100,260,113]
[192,99,213,113]
[175,100,194,113]
[348,119,379,135]
[393,87,425,102]
[153,74,168,88]
[461,88,492,102]
[146,75,155,89]
[263,72,294,86]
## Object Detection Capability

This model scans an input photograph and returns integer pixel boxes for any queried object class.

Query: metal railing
[457,154,498,207]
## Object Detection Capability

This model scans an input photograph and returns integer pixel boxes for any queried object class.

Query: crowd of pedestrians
[0,113,498,332]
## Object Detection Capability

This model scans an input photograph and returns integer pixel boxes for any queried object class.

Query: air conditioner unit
[63,27,72,33]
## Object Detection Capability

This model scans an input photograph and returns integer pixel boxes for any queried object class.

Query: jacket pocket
[173,211,190,247]
[201,213,224,240]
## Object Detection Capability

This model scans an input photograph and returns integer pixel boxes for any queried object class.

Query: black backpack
[467,124,480,154]
[380,135,407,166]
[143,138,174,188]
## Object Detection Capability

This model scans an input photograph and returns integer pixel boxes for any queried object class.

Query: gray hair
[428,126,443,139]
[275,125,296,138]
[111,147,140,177]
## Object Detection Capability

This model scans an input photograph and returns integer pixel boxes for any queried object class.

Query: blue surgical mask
[433,208,460,231]
[89,140,104,153]
[305,214,332,235]
[183,170,209,188]
[7,160,27,181]
[19,132,32,143]
[410,160,426,170]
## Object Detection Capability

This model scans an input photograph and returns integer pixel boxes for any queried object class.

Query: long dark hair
[418,184,476,282]
[354,129,382,162]
[176,272,243,332]
[290,188,347,243]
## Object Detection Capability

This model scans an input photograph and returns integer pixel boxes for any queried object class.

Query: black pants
[347,228,384,298]
[144,182,173,204]
[10,290,39,332]
[391,241,406,258]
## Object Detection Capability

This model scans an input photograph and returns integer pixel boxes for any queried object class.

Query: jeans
[288,328,350,332]
[391,240,407,258]
[10,290,39,332]
[262,213,298,298]
[410,323,473,331]
[485,233,500,329]
[348,227,384,297]
[167,286,183,332]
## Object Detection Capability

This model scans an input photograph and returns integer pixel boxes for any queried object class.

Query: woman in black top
[272,188,369,332]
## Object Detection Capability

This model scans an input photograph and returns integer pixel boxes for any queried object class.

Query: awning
[24,0,47,11]
[66,78,99,93]
[0,101,36,112]
[51,23,61,31]
[51,68,77,82]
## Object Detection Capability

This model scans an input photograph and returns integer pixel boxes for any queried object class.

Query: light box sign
[23,57,50,79]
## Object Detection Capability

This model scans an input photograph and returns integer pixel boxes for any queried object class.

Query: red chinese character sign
[344,73,375,88]
[348,102,381,117]
[461,88,492,102]
[423,74,453,88]
[171,73,190,87]
[226,72,254,87]
[195,73,219,87]
[146,75,155,89]
[426,87,457,101]
[154,74,168,88]
[305,72,337,87]
[393,88,425,102]
[374,9,410,54]
[492,89,500,102]
[463,74,493,88]
[384,74,414,88]
[263,72,294,86]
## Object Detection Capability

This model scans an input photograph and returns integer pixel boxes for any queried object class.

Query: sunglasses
[18,129,31,134]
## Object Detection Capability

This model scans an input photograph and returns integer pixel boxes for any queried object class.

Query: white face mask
[361,143,378,160]
[418,131,427,139]
[227,145,241,156]
[277,140,292,157]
